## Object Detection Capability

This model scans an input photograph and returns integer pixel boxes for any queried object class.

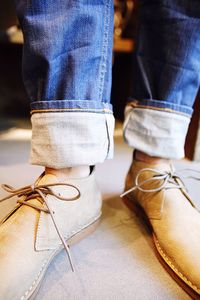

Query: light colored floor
[0,124,200,300]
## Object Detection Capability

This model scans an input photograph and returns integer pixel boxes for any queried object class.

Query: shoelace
[120,167,200,198]
[0,172,81,272]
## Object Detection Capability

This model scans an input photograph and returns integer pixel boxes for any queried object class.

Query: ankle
[45,165,90,180]
[134,150,169,164]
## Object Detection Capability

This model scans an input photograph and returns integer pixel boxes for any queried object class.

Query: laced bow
[120,167,200,198]
[0,172,81,272]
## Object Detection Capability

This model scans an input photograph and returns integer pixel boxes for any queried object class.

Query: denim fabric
[123,0,200,159]
[14,0,115,167]
[15,0,200,165]
[30,112,114,168]
[123,106,190,159]
[129,0,200,116]
[15,0,114,112]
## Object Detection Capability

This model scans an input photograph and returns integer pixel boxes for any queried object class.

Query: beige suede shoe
[122,159,200,299]
[0,168,101,300]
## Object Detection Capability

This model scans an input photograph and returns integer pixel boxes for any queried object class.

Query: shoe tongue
[35,173,79,200]
[36,173,59,186]
[133,160,173,174]
[132,161,174,180]
[22,173,59,208]
[130,161,174,194]
[15,174,60,214]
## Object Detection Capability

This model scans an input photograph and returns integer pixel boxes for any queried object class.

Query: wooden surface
[114,38,134,53]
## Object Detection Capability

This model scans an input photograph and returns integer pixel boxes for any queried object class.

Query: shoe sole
[26,216,101,300]
[123,196,200,300]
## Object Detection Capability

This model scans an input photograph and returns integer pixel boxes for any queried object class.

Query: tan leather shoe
[0,168,101,300]
[122,159,200,299]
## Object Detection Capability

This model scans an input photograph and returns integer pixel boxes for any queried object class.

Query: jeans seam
[30,108,113,115]
[98,0,111,101]
[30,100,113,111]
[105,114,111,159]
[127,101,191,118]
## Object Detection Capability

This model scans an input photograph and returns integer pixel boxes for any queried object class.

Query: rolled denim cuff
[30,99,113,113]
[123,104,191,159]
[127,98,193,116]
[30,111,114,168]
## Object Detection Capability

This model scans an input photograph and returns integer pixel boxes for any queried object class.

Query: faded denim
[124,0,200,158]
[15,0,114,111]
[15,0,115,167]
[15,0,200,166]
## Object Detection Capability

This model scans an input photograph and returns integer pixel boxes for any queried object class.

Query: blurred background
[0,0,200,160]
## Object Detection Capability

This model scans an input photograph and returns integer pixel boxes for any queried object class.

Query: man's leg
[123,0,200,297]
[0,1,114,299]
[17,0,114,168]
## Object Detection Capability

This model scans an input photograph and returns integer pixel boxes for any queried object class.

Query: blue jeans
[15,0,200,167]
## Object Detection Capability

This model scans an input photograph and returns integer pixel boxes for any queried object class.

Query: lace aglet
[64,243,75,272]
[69,256,75,272]
[120,191,129,198]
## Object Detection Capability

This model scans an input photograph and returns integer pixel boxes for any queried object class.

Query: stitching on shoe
[36,213,101,245]
[153,236,200,294]
[20,259,49,300]
[20,214,101,300]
